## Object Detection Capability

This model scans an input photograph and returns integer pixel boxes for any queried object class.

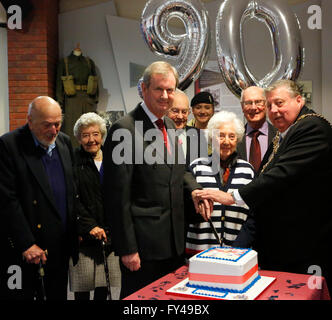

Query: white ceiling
[60,0,310,18]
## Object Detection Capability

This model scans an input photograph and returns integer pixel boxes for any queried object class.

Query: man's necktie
[155,118,170,154]
[249,130,261,172]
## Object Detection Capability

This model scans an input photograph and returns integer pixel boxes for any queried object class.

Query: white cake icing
[188,247,259,293]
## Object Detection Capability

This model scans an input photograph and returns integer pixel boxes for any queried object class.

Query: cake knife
[208,218,223,247]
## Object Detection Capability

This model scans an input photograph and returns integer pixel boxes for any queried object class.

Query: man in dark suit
[102,61,206,299]
[166,89,209,165]
[0,96,78,300]
[196,80,332,289]
[166,89,190,131]
[237,86,276,173]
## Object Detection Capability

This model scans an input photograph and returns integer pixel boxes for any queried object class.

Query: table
[124,266,330,300]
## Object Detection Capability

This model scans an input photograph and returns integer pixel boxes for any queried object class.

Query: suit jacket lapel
[277,106,311,151]
[267,122,277,144]
[20,126,58,213]
[237,123,248,161]
[164,116,178,168]
[56,134,74,215]
[237,140,247,161]
[132,103,155,133]
[260,107,311,173]
[132,104,162,162]
[133,104,173,168]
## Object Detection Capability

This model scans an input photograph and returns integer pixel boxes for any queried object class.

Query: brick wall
[7,0,59,131]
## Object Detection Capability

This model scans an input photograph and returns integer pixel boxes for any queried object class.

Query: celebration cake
[187,247,260,293]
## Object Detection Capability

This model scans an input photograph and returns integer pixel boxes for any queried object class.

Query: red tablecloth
[124,266,330,300]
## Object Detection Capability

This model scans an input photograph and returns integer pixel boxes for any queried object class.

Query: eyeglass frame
[241,99,266,108]
[168,107,190,116]
[217,133,237,142]
[80,131,102,140]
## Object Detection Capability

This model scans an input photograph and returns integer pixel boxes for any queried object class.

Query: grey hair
[142,61,179,88]
[73,112,107,140]
[174,88,189,104]
[27,102,34,116]
[208,111,245,142]
[265,80,302,97]
[265,80,305,104]
[240,86,266,103]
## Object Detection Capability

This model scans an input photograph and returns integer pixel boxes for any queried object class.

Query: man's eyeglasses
[169,108,189,116]
[242,99,266,107]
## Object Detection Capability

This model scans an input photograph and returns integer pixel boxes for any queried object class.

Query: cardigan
[186,155,255,256]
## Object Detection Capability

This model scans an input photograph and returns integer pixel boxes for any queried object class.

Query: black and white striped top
[185,156,254,256]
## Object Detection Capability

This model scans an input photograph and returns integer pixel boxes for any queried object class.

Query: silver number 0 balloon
[216,0,304,97]
[140,0,304,98]
[140,0,210,90]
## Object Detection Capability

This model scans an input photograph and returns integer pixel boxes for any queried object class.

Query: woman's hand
[89,226,107,241]
[195,189,235,206]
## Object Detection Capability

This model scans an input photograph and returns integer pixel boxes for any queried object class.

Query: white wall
[105,15,156,113]
[292,0,322,114]
[58,0,329,121]
[58,1,124,112]
[205,0,322,113]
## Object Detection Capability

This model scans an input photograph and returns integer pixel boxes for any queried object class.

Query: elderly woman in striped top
[186,111,256,257]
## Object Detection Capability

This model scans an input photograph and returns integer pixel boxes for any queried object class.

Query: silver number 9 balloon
[140,0,210,90]
[216,0,304,98]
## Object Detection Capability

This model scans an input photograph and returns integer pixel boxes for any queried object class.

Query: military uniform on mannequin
[56,43,99,147]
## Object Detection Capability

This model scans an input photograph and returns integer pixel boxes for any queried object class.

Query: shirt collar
[247,120,268,136]
[31,132,56,157]
[141,101,164,126]
[280,125,292,139]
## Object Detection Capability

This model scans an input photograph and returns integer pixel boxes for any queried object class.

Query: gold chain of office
[261,113,332,173]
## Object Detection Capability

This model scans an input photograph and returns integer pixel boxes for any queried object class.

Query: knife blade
[208,218,223,247]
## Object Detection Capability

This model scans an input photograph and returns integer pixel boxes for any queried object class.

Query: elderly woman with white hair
[69,112,121,300]
[186,111,256,257]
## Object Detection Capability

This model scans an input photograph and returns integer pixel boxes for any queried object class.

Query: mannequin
[56,44,99,147]
[73,43,82,56]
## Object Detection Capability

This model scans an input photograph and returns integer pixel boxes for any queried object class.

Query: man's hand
[121,252,141,272]
[191,189,214,221]
[89,226,107,241]
[22,244,47,265]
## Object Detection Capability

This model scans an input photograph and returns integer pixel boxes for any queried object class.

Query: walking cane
[101,240,111,300]
[38,261,47,301]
